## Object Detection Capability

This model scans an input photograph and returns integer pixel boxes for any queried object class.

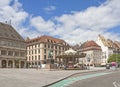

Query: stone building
[0,22,26,68]
[26,35,70,68]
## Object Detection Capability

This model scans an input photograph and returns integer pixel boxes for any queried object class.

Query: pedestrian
[111,62,116,70]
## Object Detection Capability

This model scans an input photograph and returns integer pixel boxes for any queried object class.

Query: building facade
[0,22,26,68]
[26,36,70,68]
[78,40,102,66]
[96,35,120,65]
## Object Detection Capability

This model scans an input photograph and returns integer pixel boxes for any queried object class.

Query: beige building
[78,40,102,66]
[0,22,26,68]
[26,36,70,68]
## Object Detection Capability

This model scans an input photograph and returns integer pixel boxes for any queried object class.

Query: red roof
[83,41,100,48]
[26,35,69,46]
[80,40,101,51]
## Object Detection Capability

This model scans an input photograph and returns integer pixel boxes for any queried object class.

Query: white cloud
[43,6,56,14]
[0,0,120,45]
[0,0,12,7]
[30,16,55,33]
[50,0,120,44]
[0,0,29,38]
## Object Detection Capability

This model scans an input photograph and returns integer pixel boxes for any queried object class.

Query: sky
[0,0,120,45]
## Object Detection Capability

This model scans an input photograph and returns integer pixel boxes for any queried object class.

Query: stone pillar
[6,60,9,68]
[24,61,26,68]
[0,60,1,68]
[13,60,15,68]
[0,50,1,55]
[19,61,21,68]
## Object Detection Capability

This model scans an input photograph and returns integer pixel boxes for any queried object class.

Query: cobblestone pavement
[0,67,105,87]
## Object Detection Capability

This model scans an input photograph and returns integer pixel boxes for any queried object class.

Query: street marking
[113,82,120,87]
[48,72,110,87]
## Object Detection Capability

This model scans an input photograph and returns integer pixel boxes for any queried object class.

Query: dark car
[106,64,110,69]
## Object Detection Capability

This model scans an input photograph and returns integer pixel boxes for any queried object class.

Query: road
[49,69,120,87]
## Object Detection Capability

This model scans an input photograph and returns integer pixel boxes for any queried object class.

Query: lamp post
[116,48,117,68]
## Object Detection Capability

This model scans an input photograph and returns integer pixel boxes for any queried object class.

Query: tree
[108,54,120,63]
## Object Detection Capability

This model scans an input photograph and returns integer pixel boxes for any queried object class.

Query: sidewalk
[0,67,105,87]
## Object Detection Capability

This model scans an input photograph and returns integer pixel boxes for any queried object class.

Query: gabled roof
[79,40,101,51]
[98,34,120,49]
[0,22,24,41]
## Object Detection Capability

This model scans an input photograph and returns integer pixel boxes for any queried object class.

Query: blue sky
[19,0,106,20]
[0,0,120,44]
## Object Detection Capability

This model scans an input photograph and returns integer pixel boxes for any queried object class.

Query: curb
[42,69,106,87]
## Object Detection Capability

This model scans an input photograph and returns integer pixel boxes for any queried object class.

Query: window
[38,44,40,47]
[59,51,61,54]
[38,55,40,60]
[38,49,40,53]
[55,46,57,49]
[1,50,7,55]
[47,39,49,42]
[35,56,37,60]
[8,51,13,56]
[48,44,50,48]
[55,51,57,55]
[44,55,46,60]
[20,52,25,57]
[15,52,19,56]
[21,44,25,48]
[1,41,7,46]
[59,46,61,50]
[44,49,46,54]
[44,44,46,48]
[51,45,53,48]
[8,41,11,46]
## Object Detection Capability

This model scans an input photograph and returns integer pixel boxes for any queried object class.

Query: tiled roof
[79,40,101,51]
[98,34,110,47]
[114,41,120,48]
[98,34,120,49]
[27,35,70,46]
[0,22,24,41]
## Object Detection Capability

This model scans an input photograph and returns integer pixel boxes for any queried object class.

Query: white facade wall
[96,36,114,65]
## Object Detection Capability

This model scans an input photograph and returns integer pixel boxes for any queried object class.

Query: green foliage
[108,54,120,63]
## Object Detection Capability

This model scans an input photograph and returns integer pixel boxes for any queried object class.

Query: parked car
[106,64,110,69]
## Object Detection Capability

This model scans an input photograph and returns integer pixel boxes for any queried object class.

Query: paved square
[0,68,105,87]
[0,69,83,87]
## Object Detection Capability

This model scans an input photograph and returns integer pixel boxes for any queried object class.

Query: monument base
[45,64,57,69]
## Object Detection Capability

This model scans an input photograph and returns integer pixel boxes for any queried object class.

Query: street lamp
[115,48,118,68]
